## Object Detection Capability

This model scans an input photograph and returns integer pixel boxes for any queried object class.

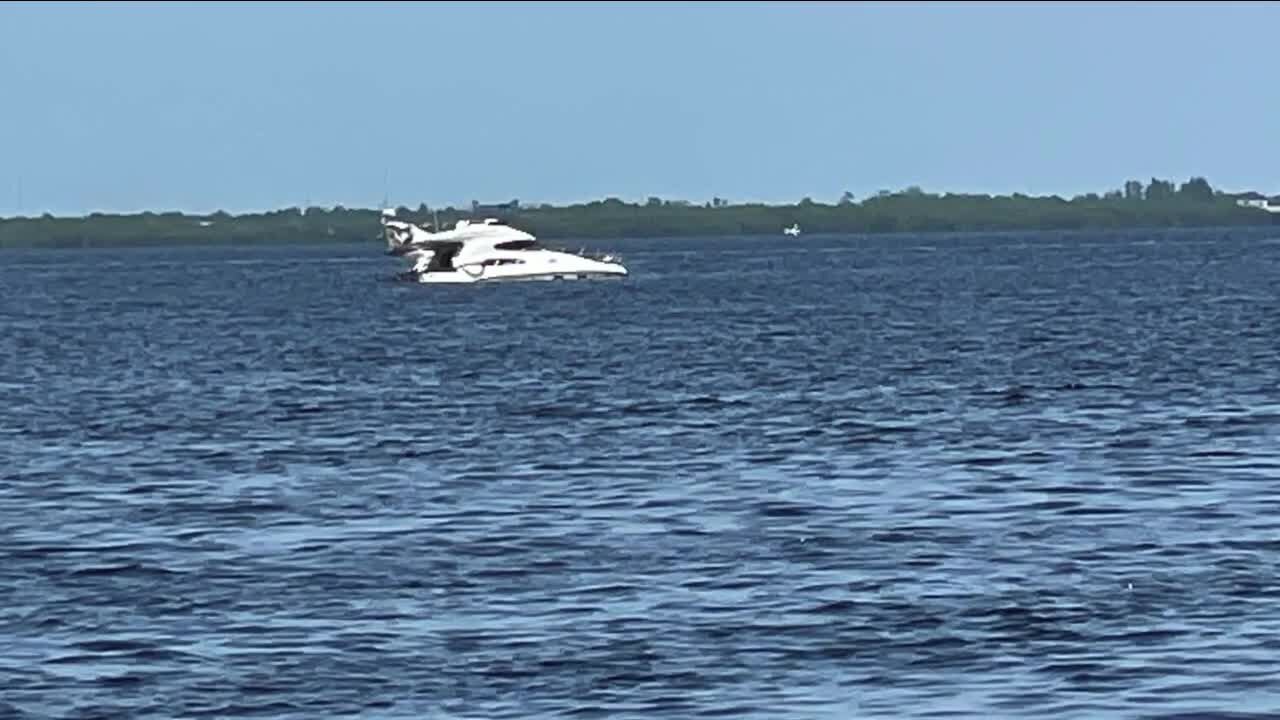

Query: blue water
[3,228,1280,719]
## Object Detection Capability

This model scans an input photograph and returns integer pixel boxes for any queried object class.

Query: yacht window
[494,240,535,250]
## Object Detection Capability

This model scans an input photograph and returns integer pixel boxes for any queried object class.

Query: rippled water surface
[4,229,1280,719]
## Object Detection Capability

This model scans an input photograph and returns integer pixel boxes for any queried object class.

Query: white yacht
[783,223,801,236]
[380,209,627,283]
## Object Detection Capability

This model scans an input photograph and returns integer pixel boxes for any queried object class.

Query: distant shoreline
[3,179,1277,249]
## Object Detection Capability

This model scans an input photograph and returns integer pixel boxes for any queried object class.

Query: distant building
[1232,191,1280,212]
[471,199,520,216]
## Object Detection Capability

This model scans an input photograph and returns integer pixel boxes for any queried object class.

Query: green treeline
[1,177,1274,249]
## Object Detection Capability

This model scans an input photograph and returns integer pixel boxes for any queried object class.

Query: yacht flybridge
[380,209,627,283]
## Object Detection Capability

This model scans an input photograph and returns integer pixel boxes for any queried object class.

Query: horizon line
[4,179,1279,221]
[5,174,1274,217]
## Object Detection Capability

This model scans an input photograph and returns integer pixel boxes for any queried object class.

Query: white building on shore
[1234,192,1280,213]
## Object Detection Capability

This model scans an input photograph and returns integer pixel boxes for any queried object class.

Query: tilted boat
[380,209,627,283]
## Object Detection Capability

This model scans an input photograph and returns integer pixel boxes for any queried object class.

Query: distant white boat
[380,209,627,283]
[783,223,801,236]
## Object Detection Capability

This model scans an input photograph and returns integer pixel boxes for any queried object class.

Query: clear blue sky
[1,0,1276,216]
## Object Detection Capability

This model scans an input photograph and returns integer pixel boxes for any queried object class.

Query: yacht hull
[412,250,627,284]
[414,266,628,284]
